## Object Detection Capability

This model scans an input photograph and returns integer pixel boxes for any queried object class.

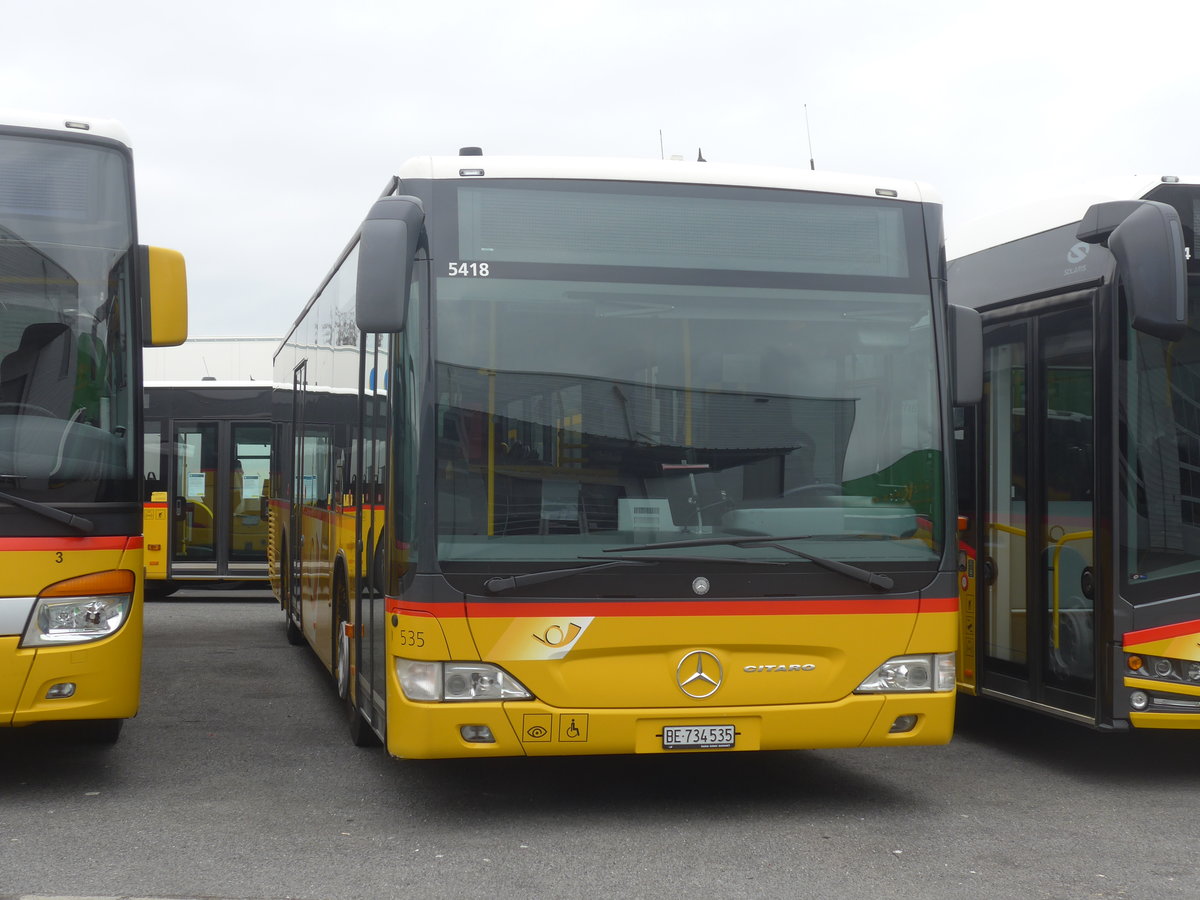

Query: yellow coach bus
[0,111,187,742]
[950,176,1199,730]
[271,151,980,758]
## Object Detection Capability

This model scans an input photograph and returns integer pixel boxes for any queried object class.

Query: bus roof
[948,175,1200,261]
[394,154,940,204]
[0,108,132,148]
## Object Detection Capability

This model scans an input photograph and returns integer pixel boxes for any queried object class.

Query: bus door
[169,421,272,581]
[353,333,390,735]
[171,421,220,577]
[288,363,308,636]
[980,305,1097,720]
[228,423,272,578]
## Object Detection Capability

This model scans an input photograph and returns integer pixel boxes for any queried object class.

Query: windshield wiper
[604,534,894,591]
[0,488,94,534]
[482,552,791,596]
[483,559,657,594]
[581,555,788,567]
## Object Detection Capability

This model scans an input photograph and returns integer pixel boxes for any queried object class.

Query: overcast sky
[5,0,1195,337]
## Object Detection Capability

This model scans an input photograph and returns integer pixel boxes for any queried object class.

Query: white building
[143,336,276,383]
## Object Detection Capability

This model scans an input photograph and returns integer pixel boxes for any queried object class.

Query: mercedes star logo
[677,649,723,699]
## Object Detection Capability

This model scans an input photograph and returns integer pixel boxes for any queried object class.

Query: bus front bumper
[1,624,141,727]
[384,690,955,759]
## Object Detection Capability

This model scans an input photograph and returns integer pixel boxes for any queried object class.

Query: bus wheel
[144,580,179,601]
[334,573,379,747]
[78,719,123,744]
[334,573,351,699]
[347,694,381,747]
[282,542,303,646]
[285,610,304,646]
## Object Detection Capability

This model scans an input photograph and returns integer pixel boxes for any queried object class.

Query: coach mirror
[139,245,188,347]
[1077,199,1187,342]
[950,304,982,406]
[356,195,425,333]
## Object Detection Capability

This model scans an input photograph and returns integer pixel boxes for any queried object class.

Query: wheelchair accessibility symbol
[559,714,588,742]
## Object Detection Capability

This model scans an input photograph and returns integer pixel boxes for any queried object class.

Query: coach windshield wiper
[604,534,894,591]
[483,559,658,594]
[0,488,94,534]
[481,553,789,595]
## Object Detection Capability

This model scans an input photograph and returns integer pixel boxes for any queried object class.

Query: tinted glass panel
[434,181,941,568]
[1120,285,1200,597]
[0,134,137,510]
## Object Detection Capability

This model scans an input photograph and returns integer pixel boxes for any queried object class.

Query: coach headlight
[856,653,956,693]
[395,658,532,702]
[20,571,135,647]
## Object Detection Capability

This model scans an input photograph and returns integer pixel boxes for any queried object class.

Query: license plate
[661,724,736,750]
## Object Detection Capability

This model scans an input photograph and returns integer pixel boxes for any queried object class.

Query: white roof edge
[948,175,1200,261]
[394,155,940,204]
[0,108,132,148]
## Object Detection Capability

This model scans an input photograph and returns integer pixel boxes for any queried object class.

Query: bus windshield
[433,181,943,567]
[1121,185,1200,596]
[0,132,138,507]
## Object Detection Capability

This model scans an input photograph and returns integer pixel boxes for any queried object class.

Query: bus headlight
[20,571,135,647]
[395,658,532,702]
[1126,653,1200,684]
[856,653,956,693]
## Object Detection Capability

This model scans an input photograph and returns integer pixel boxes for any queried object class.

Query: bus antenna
[659,129,664,160]
[804,104,815,170]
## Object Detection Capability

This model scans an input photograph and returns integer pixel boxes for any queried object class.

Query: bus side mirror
[1077,200,1187,341]
[356,195,425,333]
[950,304,982,406]
[139,246,189,347]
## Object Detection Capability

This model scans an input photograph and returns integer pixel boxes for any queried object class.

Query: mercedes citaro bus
[271,150,979,758]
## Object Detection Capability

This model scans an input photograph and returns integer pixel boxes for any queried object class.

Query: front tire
[282,540,303,646]
[347,694,381,748]
[78,719,123,744]
[334,570,380,747]
[144,580,179,601]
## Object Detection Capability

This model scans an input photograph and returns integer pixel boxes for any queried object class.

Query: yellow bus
[271,152,980,758]
[950,176,1199,729]
[0,111,187,742]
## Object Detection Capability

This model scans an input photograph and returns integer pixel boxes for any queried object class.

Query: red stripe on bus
[0,535,140,552]
[386,596,957,618]
[1123,618,1200,647]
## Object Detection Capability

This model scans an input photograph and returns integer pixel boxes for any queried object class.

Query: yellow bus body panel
[956,540,978,694]
[383,603,957,758]
[0,638,33,719]
[1129,711,1200,730]
[1,537,143,727]
[143,493,169,582]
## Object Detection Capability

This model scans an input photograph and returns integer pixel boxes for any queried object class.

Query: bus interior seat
[0,322,75,418]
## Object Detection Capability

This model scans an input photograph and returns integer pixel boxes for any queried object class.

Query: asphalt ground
[2,588,1199,900]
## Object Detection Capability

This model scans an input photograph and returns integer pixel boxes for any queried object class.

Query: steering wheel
[783,482,843,500]
[0,401,58,418]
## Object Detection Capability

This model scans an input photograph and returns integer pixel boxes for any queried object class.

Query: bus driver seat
[0,322,75,418]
